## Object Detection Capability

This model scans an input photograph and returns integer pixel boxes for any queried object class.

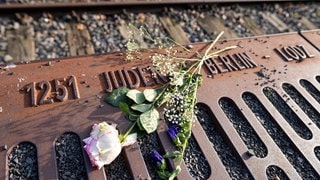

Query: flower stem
[121,121,137,143]
[176,75,200,168]
[153,84,169,109]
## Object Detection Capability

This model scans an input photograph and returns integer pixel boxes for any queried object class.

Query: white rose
[83,122,137,169]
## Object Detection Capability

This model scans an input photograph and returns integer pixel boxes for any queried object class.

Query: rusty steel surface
[1,29,320,179]
[301,30,320,51]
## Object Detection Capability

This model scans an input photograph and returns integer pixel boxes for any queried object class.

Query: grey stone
[98,21,104,27]
[246,149,255,157]
[4,54,13,62]
[81,13,88,20]
[13,22,20,30]
[0,42,7,51]
[26,157,33,165]
[13,158,19,164]
[0,25,5,37]
[22,16,33,26]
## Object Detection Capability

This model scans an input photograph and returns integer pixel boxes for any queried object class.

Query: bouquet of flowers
[83,25,236,179]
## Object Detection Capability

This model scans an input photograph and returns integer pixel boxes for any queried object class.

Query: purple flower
[167,125,182,146]
[168,125,179,140]
[150,150,165,170]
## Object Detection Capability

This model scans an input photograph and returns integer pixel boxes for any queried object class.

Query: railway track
[0,0,306,8]
[0,2,319,64]
[1,1,320,180]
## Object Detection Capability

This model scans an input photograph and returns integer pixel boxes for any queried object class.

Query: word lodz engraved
[275,45,314,61]
[23,75,80,107]
[103,66,169,93]
[203,52,258,75]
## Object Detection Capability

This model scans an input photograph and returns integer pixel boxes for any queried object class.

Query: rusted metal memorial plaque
[301,29,320,51]
[1,30,320,179]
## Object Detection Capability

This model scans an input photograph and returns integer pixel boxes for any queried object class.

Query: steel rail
[0,0,305,10]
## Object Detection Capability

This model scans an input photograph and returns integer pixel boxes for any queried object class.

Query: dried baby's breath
[116,26,237,179]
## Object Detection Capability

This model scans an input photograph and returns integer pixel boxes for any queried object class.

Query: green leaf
[158,170,171,179]
[131,103,152,113]
[155,86,165,94]
[163,151,182,159]
[129,113,140,121]
[168,166,181,180]
[178,133,187,144]
[119,102,141,122]
[134,124,148,138]
[105,87,130,107]
[137,118,145,131]
[139,109,159,133]
[119,102,130,114]
[127,89,145,104]
[143,89,157,102]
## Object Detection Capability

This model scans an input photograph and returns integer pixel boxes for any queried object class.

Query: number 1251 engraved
[24,75,80,107]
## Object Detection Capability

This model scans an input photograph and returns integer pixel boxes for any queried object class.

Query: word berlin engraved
[24,75,80,107]
[203,52,258,75]
[275,45,315,61]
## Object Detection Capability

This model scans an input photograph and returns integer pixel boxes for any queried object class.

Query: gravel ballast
[263,87,312,140]
[138,132,163,180]
[299,79,320,104]
[219,97,268,158]
[8,142,38,180]
[282,83,320,129]
[55,132,87,180]
[184,135,210,180]
[196,104,253,179]
[242,92,319,179]
[315,146,320,162]
[0,2,319,63]
[266,165,289,180]
[105,153,132,180]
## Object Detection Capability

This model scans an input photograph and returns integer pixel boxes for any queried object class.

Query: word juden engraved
[103,66,169,93]
[23,75,80,107]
